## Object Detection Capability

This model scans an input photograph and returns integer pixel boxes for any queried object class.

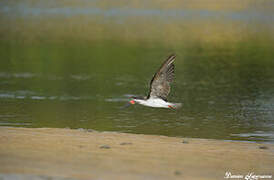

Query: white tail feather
[173,103,182,109]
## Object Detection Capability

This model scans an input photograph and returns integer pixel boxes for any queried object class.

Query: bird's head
[129,96,145,105]
[129,96,138,105]
[129,99,136,105]
[120,98,136,109]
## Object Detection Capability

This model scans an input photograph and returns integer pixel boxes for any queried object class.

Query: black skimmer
[129,54,182,109]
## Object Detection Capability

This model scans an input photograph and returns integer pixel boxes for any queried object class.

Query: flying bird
[129,54,181,109]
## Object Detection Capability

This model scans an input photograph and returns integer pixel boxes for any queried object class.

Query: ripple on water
[0,92,97,101]
[105,98,129,102]
[0,72,97,81]
[0,122,32,126]
[231,131,274,142]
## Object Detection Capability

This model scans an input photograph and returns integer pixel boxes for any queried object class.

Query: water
[1,0,274,143]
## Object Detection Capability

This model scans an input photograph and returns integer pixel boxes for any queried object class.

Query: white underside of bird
[133,98,182,109]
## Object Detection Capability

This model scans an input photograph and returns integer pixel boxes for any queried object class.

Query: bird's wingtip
[168,54,176,58]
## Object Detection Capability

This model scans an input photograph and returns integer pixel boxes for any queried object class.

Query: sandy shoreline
[0,127,273,180]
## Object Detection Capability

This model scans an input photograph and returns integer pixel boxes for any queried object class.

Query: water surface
[1,0,274,143]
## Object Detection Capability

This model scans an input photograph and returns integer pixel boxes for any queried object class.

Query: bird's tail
[172,103,182,109]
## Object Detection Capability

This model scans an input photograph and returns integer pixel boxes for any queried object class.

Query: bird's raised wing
[147,54,175,101]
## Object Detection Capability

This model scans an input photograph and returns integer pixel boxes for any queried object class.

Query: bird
[129,54,182,109]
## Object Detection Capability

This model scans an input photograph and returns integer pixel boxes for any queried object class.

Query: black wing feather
[147,54,176,101]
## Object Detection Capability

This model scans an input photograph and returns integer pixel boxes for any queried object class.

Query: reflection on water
[2,3,274,23]
[0,0,274,143]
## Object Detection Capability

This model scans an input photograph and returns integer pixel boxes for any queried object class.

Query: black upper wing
[147,54,175,101]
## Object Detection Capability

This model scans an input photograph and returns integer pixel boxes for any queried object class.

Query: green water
[1,0,274,142]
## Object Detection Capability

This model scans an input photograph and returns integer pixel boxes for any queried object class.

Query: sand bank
[0,127,273,180]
